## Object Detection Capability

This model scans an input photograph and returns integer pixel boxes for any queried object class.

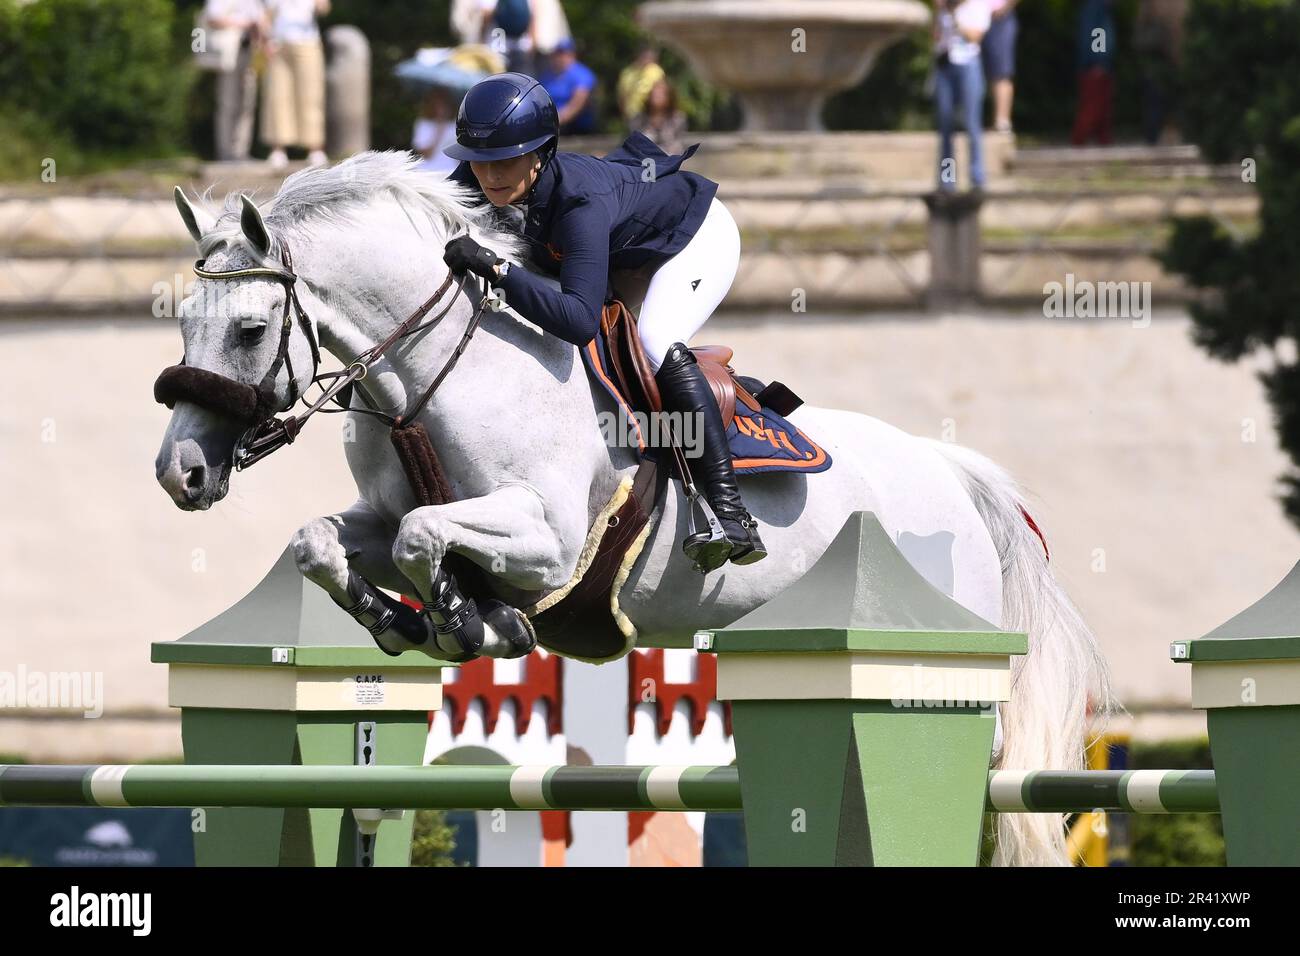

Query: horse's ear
[239,194,273,258]
[174,186,214,245]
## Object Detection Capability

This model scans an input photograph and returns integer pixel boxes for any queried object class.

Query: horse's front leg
[291,498,442,658]
[393,483,574,659]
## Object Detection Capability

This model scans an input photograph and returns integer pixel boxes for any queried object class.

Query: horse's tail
[926,439,1114,866]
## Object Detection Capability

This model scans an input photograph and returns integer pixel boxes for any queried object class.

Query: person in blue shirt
[538,37,596,135]
[440,72,765,572]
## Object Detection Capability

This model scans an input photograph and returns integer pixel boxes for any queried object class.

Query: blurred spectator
[531,0,572,58]
[495,0,540,75]
[261,0,330,170]
[1135,1,1175,145]
[982,0,1017,133]
[630,78,686,155]
[413,89,460,176]
[200,0,265,162]
[395,45,503,174]
[1071,0,1116,146]
[932,0,991,191]
[617,44,666,122]
[451,0,569,66]
[539,37,596,135]
[470,0,537,76]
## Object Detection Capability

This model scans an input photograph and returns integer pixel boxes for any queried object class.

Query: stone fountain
[638,0,931,132]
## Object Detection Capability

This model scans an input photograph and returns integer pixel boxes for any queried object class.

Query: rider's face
[470,152,541,206]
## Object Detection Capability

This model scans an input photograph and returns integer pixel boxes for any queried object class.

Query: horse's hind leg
[291,499,443,658]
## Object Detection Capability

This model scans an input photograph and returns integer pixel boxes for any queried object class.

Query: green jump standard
[1172,557,1300,867]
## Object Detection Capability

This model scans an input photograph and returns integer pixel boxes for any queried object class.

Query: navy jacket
[448,131,719,347]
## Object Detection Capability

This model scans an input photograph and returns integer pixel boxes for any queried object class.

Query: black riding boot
[655,342,767,572]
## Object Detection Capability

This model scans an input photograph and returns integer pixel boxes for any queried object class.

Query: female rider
[440,72,765,573]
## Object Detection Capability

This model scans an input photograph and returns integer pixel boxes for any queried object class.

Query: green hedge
[3,0,191,151]
[1128,738,1224,867]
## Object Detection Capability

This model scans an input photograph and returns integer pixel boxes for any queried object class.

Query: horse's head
[154,151,533,511]
[154,188,321,510]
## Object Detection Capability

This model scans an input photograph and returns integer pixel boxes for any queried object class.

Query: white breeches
[637,197,741,371]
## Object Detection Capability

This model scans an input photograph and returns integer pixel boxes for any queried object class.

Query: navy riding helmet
[443,72,559,168]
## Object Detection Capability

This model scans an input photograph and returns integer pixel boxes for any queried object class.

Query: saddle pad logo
[580,330,832,477]
[726,409,829,474]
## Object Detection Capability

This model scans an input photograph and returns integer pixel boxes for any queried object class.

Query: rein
[153,241,491,470]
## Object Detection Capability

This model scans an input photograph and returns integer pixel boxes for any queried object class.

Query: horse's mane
[197,150,527,265]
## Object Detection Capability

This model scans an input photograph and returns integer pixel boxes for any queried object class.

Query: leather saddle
[599,300,800,423]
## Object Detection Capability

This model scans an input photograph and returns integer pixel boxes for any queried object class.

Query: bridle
[153,240,493,470]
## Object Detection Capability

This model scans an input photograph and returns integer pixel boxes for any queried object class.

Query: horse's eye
[238,319,268,345]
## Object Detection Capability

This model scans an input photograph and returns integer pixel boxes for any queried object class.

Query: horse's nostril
[182,466,207,501]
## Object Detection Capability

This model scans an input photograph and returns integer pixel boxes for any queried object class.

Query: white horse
[155,151,1110,865]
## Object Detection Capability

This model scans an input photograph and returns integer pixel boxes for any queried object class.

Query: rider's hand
[444,236,503,285]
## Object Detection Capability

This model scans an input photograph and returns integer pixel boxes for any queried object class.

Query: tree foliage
[2,0,192,152]
[1160,0,1300,526]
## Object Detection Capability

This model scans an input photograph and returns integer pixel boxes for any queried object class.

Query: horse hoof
[482,600,537,658]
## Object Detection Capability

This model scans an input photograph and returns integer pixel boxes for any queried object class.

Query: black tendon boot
[422,568,485,659]
[424,568,538,660]
[655,342,767,571]
[334,569,434,657]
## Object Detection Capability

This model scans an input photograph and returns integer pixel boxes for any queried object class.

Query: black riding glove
[444,235,503,285]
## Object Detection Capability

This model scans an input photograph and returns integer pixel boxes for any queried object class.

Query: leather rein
[153,241,491,470]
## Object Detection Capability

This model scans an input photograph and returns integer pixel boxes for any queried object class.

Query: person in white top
[412,89,461,176]
[260,0,330,169]
[932,0,991,190]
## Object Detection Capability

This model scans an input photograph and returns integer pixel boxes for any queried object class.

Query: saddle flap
[602,299,662,413]
[697,361,736,426]
[599,300,769,428]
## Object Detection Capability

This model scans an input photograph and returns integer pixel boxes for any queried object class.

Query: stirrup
[720,512,768,566]
[683,488,731,574]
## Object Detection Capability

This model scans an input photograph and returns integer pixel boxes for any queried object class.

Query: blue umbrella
[393,53,488,97]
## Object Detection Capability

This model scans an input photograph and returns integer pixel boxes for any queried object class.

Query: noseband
[153,241,489,470]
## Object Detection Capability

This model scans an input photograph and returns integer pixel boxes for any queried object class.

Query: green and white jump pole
[0,765,1220,814]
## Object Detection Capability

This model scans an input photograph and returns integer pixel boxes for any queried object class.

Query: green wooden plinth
[1173,558,1300,866]
[153,547,452,867]
[701,512,1027,867]
[731,699,997,866]
[178,710,429,866]
[1204,706,1300,866]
